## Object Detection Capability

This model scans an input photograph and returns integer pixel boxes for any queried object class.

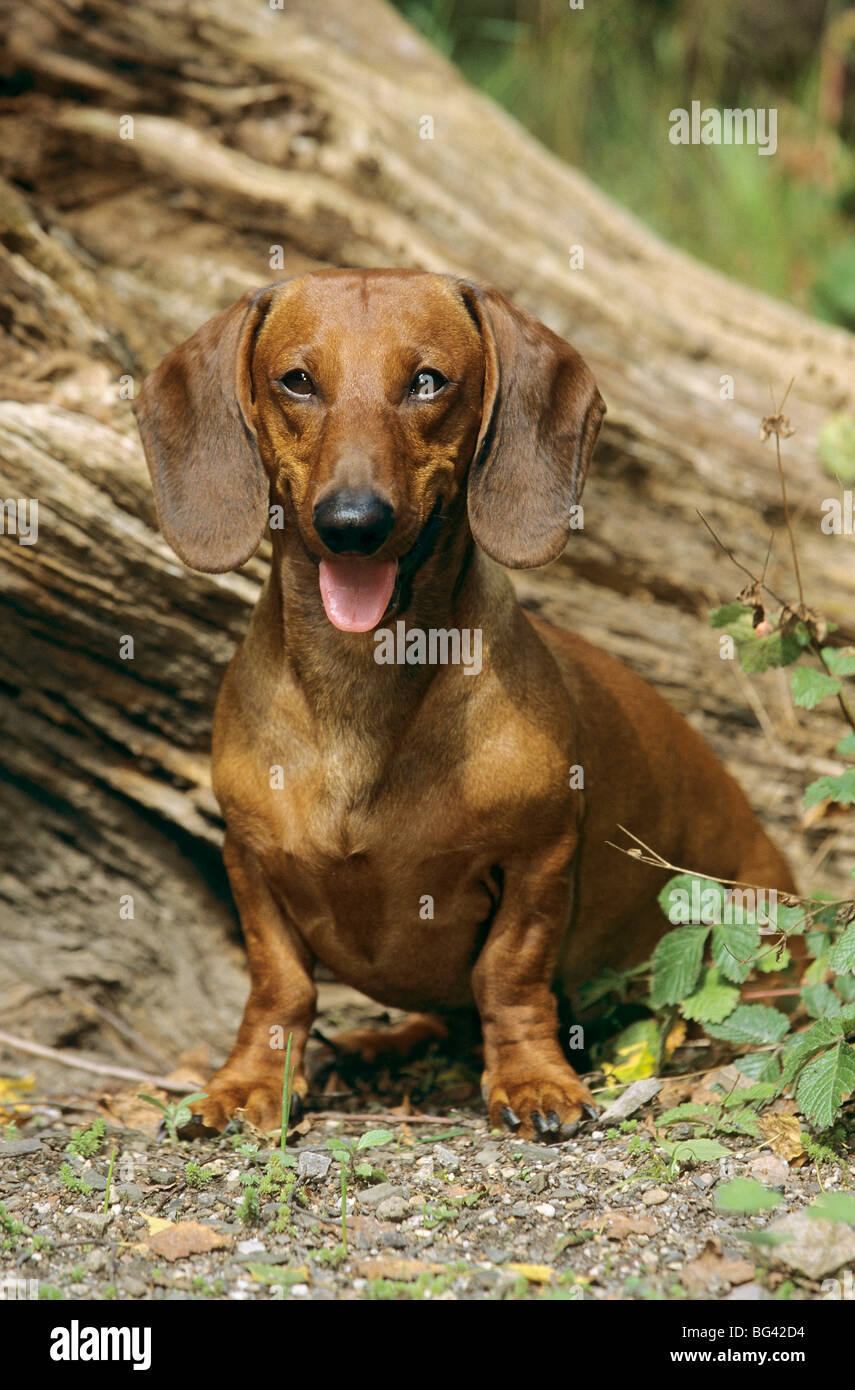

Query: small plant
[184,1161,214,1190]
[325,1128,395,1184]
[103,1143,117,1214]
[137,1092,208,1144]
[0,1203,27,1252]
[236,1173,260,1226]
[66,1118,105,1159]
[59,1162,93,1196]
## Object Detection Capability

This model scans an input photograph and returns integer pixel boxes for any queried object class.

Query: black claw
[501,1105,521,1131]
[531,1111,549,1135]
[564,1119,580,1138]
[583,1103,600,1120]
[545,1110,561,1131]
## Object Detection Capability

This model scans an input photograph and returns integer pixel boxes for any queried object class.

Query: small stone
[196,1192,215,1208]
[124,1278,147,1298]
[642,1188,669,1207]
[76,1212,111,1236]
[117,1182,143,1202]
[149,1169,173,1185]
[376,1196,407,1222]
[529,1174,548,1195]
[535,1203,556,1218]
[692,1173,715,1191]
[0,1139,41,1157]
[766,1212,855,1280]
[237,1238,266,1256]
[725,1282,772,1302]
[84,1250,107,1273]
[356,1183,403,1210]
[749,1154,789,1188]
[597,1078,662,1126]
[474,1146,501,1167]
[298,1150,332,1179]
[431,1144,458,1170]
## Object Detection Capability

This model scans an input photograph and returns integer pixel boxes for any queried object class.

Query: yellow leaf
[758,1113,805,1163]
[507,1263,554,1284]
[0,1074,35,1124]
[139,1213,174,1236]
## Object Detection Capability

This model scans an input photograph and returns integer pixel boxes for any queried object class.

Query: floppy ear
[133,286,276,573]
[459,282,606,569]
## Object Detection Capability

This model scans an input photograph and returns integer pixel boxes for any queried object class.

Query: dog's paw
[484,1065,599,1141]
[178,1070,306,1138]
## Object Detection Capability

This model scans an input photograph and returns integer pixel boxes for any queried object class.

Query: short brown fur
[135,269,796,1140]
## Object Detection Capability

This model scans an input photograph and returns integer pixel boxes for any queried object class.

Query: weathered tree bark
[1,0,853,1065]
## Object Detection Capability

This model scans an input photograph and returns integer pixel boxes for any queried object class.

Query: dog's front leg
[472,834,597,1141]
[185,835,316,1136]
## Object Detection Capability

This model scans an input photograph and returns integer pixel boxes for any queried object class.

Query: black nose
[312,489,394,556]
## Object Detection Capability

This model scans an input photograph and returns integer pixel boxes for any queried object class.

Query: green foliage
[58,1162,93,1196]
[66,1118,105,1159]
[715,1179,783,1214]
[806,1192,855,1225]
[705,1004,790,1047]
[649,926,708,1006]
[184,1162,214,1189]
[679,967,739,1024]
[137,1092,209,1144]
[819,412,855,485]
[326,1128,396,1183]
[790,667,841,709]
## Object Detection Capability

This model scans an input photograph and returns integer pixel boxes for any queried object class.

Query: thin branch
[0,1030,192,1094]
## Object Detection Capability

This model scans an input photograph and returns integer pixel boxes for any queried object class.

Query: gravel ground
[2,1034,852,1304]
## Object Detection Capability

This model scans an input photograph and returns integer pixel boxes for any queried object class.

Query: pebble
[431,1144,459,1170]
[0,1139,41,1157]
[375,1196,407,1222]
[75,1212,111,1236]
[692,1173,715,1191]
[298,1150,332,1179]
[641,1188,669,1206]
[117,1183,143,1202]
[237,1238,266,1256]
[356,1183,403,1210]
[473,1146,501,1166]
[535,1203,556,1218]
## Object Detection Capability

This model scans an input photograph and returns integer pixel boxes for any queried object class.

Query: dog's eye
[279,370,315,398]
[410,369,448,400]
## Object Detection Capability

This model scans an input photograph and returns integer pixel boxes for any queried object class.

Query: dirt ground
[1,983,852,1304]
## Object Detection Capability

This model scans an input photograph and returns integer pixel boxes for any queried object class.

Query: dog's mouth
[316,496,445,634]
[318,557,398,633]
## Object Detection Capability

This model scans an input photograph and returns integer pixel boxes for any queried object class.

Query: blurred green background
[393,0,855,328]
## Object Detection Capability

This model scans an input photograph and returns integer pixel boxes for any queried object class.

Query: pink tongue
[319,557,397,632]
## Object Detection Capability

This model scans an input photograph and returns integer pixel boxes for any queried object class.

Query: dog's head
[135,269,605,631]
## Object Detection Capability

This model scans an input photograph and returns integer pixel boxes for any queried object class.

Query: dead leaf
[135,1218,230,1262]
[599,1211,660,1240]
[506,1263,554,1284]
[758,1113,804,1163]
[0,1074,35,1124]
[680,1239,755,1294]
[97,1088,164,1135]
[657,1077,693,1110]
[356,1257,444,1281]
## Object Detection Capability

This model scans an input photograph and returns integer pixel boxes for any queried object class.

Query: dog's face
[135,269,605,631]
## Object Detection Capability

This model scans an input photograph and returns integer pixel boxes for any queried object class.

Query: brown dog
[135,269,795,1140]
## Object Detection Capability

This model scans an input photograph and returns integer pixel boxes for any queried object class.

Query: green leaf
[658,875,725,926]
[837,731,855,757]
[711,923,762,983]
[796,1040,855,1129]
[836,975,855,1003]
[715,1178,782,1214]
[679,967,740,1024]
[650,927,709,1006]
[804,770,855,808]
[668,1138,731,1166]
[721,1081,776,1106]
[325,1137,351,1152]
[821,647,855,678]
[790,667,841,710]
[705,1004,790,1046]
[779,1018,845,1088]
[818,411,855,485]
[800,982,842,1018]
[735,1052,782,1083]
[828,922,855,975]
[773,903,810,934]
[710,603,753,628]
[806,1192,855,1225]
[356,1129,395,1151]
